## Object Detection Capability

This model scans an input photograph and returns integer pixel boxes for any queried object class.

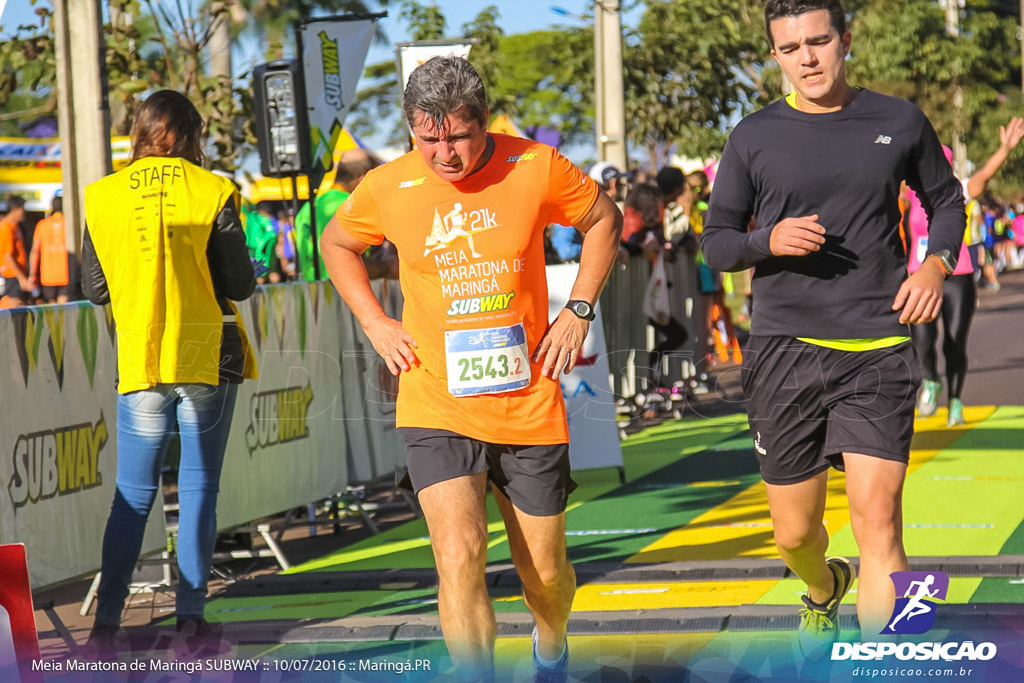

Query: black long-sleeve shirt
[702,89,965,339]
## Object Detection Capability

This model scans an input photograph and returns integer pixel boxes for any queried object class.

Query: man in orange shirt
[321,57,622,681]
[29,194,76,303]
[0,195,31,308]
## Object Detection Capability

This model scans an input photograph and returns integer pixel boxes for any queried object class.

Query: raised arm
[966,117,1024,200]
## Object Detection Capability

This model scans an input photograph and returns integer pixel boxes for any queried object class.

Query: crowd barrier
[0,302,165,588]
[598,252,708,398]
[0,255,703,590]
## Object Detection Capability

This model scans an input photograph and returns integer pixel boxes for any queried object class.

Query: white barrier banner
[545,264,624,472]
[0,304,163,588]
[299,17,377,175]
[216,282,349,530]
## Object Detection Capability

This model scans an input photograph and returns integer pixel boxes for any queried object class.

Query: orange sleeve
[336,175,385,247]
[0,222,12,260]
[542,148,600,227]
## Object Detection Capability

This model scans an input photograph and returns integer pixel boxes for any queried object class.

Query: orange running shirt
[338,134,600,445]
[34,213,69,286]
[0,216,27,278]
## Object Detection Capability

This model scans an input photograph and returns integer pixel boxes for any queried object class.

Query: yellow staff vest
[85,156,257,393]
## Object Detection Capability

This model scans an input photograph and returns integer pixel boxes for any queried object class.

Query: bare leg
[417,473,494,679]
[492,484,575,662]
[844,453,908,636]
[765,472,833,603]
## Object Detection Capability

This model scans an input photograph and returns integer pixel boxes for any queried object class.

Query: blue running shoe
[532,627,568,683]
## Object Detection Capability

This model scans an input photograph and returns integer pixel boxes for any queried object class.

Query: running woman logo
[882,571,949,634]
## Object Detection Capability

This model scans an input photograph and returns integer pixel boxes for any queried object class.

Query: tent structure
[0,137,132,212]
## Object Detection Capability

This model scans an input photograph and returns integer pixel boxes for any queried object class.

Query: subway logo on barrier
[318,30,343,110]
[7,415,108,510]
[446,291,516,317]
[245,384,314,456]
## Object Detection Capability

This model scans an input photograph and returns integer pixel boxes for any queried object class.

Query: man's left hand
[534,309,590,379]
[892,262,944,324]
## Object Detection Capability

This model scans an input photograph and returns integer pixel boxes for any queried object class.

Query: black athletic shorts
[740,336,922,485]
[397,427,576,517]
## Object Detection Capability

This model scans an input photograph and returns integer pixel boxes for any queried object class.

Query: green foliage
[462,6,508,115]
[848,0,1024,192]
[625,0,779,165]
[489,28,594,146]
[0,0,55,135]
[399,0,446,41]
[237,0,390,59]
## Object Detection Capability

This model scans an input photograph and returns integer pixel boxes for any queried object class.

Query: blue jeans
[96,383,238,625]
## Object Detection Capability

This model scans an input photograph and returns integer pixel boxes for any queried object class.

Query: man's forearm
[323,246,388,330]
[570,217,621,303]
[3,253,27,281]
[967,145,1011,199]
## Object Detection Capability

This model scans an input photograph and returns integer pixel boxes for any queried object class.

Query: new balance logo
[874,135,892,145]
[754,432,767,456]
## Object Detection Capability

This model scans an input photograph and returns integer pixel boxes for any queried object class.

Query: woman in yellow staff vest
[80,90,258,657]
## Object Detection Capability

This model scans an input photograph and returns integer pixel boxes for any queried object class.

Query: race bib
[915,236,929,264]
[444,322,531,397]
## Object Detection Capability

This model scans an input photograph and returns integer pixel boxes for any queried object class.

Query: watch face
[571,301,593,319]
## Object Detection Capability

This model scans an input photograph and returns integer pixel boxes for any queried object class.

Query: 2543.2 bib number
[444,323,531,397]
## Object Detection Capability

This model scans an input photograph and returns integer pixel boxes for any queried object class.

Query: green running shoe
[917,379,941,417]
[798,556,856,659]
[947,398,965,427]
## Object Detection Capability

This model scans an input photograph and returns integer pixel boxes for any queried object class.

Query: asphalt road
[959,269,1024,408]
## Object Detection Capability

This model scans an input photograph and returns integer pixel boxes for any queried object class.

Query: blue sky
[1,1,642,160]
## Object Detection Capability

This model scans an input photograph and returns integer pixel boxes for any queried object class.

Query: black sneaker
[532,627,568,683]
[797,557,856,659]
[175,618,229,658]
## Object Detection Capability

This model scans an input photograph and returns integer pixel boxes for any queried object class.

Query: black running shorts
[397,427,577,517]
[740,336,922,485]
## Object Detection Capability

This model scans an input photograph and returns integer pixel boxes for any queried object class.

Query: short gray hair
[403,56,488,132]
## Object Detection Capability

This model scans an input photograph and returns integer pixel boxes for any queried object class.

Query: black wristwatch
[565,299,596,321]
[928,249,956,278]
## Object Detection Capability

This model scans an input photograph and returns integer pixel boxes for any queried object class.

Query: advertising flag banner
[397,41,473,91]
[298,17,377,175]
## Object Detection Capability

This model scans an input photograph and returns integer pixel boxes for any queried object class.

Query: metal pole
[593,3,604,162]
[53,0,79,253]
[310,184,321,280]
[599,0,627,171]
[69,0,113,228]
[945,0,968,180]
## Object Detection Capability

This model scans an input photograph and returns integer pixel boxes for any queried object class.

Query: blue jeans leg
[173,383,237,619]
[95,383,237,625]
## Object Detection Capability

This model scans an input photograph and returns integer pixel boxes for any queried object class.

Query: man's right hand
[366,315,418,375]
[769,215,826,257]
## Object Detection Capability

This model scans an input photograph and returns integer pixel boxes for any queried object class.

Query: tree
[234,0,390,61]
[624,0,780,168]
[848,0,1024,191]
[0,1,56,136]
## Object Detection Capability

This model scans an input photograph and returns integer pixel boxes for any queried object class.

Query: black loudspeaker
[252,60,311,177]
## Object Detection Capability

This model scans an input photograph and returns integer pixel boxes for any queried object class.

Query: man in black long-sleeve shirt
[702,0,964,656]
